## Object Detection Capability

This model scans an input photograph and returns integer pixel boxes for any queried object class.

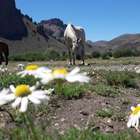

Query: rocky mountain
[0,0,27,40]
[0,0,66,56]
[37,18,66,41]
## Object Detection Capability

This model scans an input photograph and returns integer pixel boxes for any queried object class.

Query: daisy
[17,63,25,71]
[40,67,90,84]
[0,88,10,105]
[0,84,51,112]
[0,65,8,73]
[17,64,51,78]
[127,104,140,132]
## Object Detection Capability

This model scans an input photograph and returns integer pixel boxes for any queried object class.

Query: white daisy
[40,67,90,84]
[0,84,51,112]
[0,65,8,73]
[127,104,140,132]
[17,63,25,71]
[0,88,10,105]
[17,64,51,78]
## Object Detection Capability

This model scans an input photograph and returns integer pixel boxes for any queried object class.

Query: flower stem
[56,79,63,95]
[23,112,38,140]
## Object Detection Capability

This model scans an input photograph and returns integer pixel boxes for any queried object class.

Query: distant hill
[87,34,140,54]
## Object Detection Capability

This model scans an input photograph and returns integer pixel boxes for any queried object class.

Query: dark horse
[0,42,9,66]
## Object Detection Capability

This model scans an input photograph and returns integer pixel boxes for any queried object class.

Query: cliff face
[38,18,66,41]
[0,0,27,40]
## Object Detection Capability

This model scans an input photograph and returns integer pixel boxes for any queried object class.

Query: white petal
[4,94,15,101]
[28,95,41,104]
[127,118,132,128]
[41,77,53,84]
[32,91,47,99]
[45,88,54,95]
[66,74,90,83]
[132,116,137,127]
[17,71,24,75]
[11,97,22,108]
[131,106,135,111]
[69,67,80,75]
[0,99,9,106]
[19,97,28,112]
[10,85,16,93]
[135,118,139,128]
[37,67,51,73]
[1,88,9,95]
[32,94,48,100]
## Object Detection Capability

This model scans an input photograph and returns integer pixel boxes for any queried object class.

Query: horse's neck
[67,25,77,41]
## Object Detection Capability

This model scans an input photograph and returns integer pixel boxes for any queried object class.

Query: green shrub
[96,108,113,118]
[93,83,119,97]
[112,48,140,58]
[91,51,101,58]
[105,71,137,88]
[0,73,38,88]
[101,53,110,60]
[54,83,88,99]
[9,50,67,61]
[3,127,140,140]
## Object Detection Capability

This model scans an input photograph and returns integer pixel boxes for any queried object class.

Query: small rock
[80,111,89,116]
[60,118,65,122]
[107,118,112,123]
[74,124,81,130]
[54,123,59,127]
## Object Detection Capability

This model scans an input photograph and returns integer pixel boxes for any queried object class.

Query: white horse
[64,24,86,65]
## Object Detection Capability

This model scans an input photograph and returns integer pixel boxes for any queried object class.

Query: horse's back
[0,42,9,56]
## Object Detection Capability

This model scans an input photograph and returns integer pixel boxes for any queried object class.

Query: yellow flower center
[132,106,140,115]
[25,64,39,71]
[53,68,68,76]
[15,85,31,97]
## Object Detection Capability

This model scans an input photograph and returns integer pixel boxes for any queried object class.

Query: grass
[53,82,91,99]
[96,108,114,118]
[1,127,140,140]
[1,59,140,139]
[93,83,119,97]
[104,71,138,88]
[9,50,68,61]
[0,73,38,88]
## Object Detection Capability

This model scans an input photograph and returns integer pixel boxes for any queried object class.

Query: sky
[16,0,140,41]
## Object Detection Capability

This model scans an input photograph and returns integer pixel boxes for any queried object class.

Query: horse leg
[72,49,76,65]
[68,47,72,65]
[5,55,8,66]
[0,53,3,66]
[81,46,85,65]
[2,50,8,66]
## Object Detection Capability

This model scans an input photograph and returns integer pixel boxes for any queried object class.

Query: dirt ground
[1,57,140,134]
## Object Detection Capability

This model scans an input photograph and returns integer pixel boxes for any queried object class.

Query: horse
[0,42,9,66]
[64,24,86,65]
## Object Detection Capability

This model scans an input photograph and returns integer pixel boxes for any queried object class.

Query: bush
[93,83,119,97]
[105,71,137,88]
[96,108,113,118]
[0,73,38,88]
[112,48,140,58]
[9,50,67,61]
[54,83,88,99]
[91,51,101,58]
[101,52,111,59]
